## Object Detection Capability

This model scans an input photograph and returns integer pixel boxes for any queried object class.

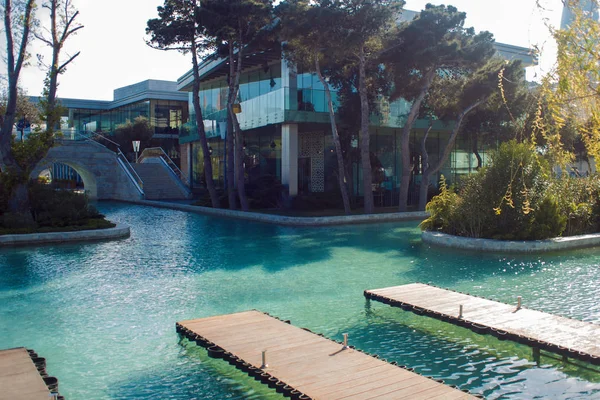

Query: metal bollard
[459,304,463,319]
[342,333,349,349]
[261,350,268,369]
[517,296,522,310]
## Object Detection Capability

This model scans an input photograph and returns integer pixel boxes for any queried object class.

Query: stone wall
[422,231,600,253]
[131,200,427,227]
[0,224,130,246]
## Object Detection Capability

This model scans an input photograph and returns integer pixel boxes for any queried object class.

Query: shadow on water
[109,339,280,400]
[79,202,426,275]
[333,302,600,398]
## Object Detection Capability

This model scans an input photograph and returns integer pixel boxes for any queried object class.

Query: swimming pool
[0,202,599,399]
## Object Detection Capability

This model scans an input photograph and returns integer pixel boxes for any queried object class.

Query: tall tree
[0,0,36,217]
[147,0,221,208]
[538,0,600,165]
[277,0,353,214]
[34,0,83,133]
[417,59,524,211]
[384,4,496,211]
[201,0,273,212]
[339,0,401,214]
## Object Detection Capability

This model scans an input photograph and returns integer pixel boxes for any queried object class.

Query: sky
[12,0,566,101]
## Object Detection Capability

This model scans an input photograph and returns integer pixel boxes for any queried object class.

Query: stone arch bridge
[30,139,144,201]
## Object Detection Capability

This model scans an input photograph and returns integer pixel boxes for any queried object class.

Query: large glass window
[152,100,188,135]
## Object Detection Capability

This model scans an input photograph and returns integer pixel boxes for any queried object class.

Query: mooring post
[365,296,372,317]
[343,333,349,350]
[517,296,522,311]
[261,350,268,369]
[533,347,541,365]
[459,304,464,319]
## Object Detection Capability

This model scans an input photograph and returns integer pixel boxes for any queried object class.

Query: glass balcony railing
[181,88,414,141]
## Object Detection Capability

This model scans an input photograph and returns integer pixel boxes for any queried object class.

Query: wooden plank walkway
[0,348,52,400]
[177,310,477,400]
[365,283,600,365]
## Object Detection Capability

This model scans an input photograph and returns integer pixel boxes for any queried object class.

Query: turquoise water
[1,202,599,399]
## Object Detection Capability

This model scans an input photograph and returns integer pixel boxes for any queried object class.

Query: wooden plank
[0,348,51,400]
[365,283,600,363]
[178,310,477,399]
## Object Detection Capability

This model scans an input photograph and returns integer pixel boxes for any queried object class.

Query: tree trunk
[1,0,34,171]
[472,134,483,170]
[315,55,351,214]
[231,40,249,211]
[191,40,220,208]
[40,0,82,133]
[1,0,35,221]
[233,114,249,211]
[418,100,485,211]
[398,69,436,212]
[358,48,374,214]
[226,43,237,209]
[46,0,60,132]
[418,123,433,211]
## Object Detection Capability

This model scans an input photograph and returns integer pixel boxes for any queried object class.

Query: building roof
[177,48,281,92]
[30,79,188,111]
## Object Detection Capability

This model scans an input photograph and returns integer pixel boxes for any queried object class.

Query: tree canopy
[147,0,221,208]
[539,0,600,165]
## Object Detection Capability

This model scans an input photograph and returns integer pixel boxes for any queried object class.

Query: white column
[282,123,298,197]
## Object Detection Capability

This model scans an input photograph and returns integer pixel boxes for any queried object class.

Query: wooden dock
[0,347,56,400]
[365,283,600,365]
[177,310,477,399]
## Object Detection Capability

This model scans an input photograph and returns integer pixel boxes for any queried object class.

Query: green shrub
[246,175,285,209]
[483,141,550,239]
[0,173,10,216]
[421,140,569,240]
[0,212,36,230]
[29,183,101,228]
[420,176,459,232]
[0,181,111,233]
[528,195,567,240]
[450,172,495,238]
[548,175,600,236]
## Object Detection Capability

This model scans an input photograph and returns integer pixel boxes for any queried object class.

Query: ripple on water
[0,202,599,399]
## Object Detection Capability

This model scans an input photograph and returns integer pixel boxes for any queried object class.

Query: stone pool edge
[422,230,600,253]
[128,200,427,226]
[0,223,130,247]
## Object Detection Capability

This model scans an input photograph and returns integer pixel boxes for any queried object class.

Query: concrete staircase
[132,161,192,200]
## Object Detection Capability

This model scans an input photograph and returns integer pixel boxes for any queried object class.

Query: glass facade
[191,126,281,189]
[182,55,493,206]
[66,100,188,137]
[184,63,284,141]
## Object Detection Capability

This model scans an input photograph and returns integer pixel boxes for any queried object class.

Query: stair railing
[55,129,144,197]
[117,148,144,195]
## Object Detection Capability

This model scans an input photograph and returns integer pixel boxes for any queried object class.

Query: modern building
[31,79,189,159]
[29,80,189,183]
[561,0,599,29]
[176,28,537,207]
